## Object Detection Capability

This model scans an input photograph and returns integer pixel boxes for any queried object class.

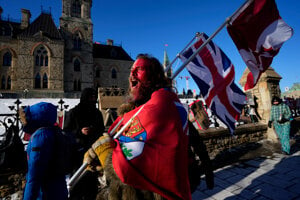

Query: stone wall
[198,123,268,158]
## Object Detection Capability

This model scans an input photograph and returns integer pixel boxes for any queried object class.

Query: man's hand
[91,133,116,167]
[81,127,91,135]
[83,148,102,172]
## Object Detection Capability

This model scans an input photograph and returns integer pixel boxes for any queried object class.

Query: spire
[163,49,172,78]
[163,49,170,68]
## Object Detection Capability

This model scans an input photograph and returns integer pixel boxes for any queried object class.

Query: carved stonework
[239,67,282,141]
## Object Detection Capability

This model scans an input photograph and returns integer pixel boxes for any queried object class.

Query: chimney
[0,7,3,20]
[21,9,31,29]
[106,39,114,46]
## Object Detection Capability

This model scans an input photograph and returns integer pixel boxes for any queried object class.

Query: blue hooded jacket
[23,102,68,200]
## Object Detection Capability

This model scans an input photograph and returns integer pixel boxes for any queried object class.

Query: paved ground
[192,148,300,200]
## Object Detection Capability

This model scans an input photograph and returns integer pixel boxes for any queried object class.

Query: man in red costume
[85,54,191,200]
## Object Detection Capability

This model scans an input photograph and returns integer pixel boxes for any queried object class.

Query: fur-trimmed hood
[22,102,57,134]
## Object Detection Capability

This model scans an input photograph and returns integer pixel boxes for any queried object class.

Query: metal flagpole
[171,0,253,80]
[67,105,144,192]
[164,32,201,73]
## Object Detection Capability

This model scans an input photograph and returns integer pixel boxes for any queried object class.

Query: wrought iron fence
[0,98,70,149]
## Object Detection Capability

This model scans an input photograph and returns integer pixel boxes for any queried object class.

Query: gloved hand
[278,118,289,124]
[91,133,115,167]
[268,121,272,128]
[83,148,102,172]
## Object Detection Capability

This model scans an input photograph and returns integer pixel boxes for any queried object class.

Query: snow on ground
[0,97,228,143]
[0,98,80,114]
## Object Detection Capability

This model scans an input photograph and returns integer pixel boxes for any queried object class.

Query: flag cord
[170,0,253,80]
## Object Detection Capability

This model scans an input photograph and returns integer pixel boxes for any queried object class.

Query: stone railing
[198,123,268,159]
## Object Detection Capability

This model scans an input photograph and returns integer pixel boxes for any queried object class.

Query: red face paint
[129,58,151,101]
[130,58,150,84]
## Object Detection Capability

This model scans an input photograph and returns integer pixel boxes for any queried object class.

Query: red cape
[109,88,191,200]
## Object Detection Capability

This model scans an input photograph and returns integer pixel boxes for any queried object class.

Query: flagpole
[67,105,144,192]
[171,0,253,80]
[164,32,201,73]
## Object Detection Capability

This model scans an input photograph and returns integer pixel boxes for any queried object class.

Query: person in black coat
[64,87,105,199]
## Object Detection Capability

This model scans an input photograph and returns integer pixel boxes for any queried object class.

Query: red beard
[129,82,153,106]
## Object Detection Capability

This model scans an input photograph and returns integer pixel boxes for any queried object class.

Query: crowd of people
[18,53,297,199]
[283,96,300,117]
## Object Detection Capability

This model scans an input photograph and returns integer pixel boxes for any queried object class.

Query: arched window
[72,0,81,18]
[45,55,48,66]
[43,73,48,89]
[1,76,6,89]
[111,68,117,79]
[7,76,11,90]
[35,73,41,89]
[3,52,12,66]
[74,59,81,72]
[73,32,82,50]
[34,46,48,67]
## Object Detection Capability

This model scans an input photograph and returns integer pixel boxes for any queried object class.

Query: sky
[1,0,299,94]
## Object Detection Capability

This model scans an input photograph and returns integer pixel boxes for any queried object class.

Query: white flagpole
[112,105,145,139]
[171,0,253,80]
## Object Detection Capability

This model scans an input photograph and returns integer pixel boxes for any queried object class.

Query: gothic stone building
[0,0,133,98]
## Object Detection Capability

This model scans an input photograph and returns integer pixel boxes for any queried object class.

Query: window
[73,79,81,91]
[72,0,81,18]
[74,59,81,72]
[73,32,82,50]
[95,68,100,78]
[34,46,48,67]
[3,52,12,66]
[1,76,6,89]
[1,26,11,36]
[111,68,117,79]
[43,73,48,88]
[35,73,41,89]
[78,80,81,91]
[7,76,11,90]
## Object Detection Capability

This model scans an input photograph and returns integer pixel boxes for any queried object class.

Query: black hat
[80,88,97,103]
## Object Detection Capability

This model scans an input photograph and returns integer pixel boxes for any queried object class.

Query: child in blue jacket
[20,102,68,200]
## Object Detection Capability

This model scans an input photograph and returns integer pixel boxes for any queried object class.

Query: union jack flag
[180,33,246,133]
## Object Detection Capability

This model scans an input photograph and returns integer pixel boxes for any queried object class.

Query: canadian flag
[227,0,293,90]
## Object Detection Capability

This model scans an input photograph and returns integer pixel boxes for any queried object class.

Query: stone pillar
[239,67,282,141]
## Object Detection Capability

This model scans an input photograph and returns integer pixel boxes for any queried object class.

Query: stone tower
[60,0,94,92]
